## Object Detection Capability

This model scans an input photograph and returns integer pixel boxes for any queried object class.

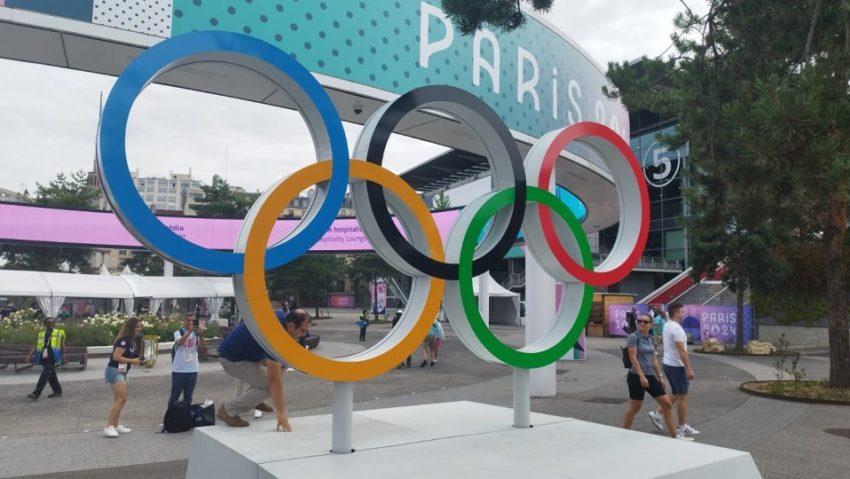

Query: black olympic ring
[354,85,526,280]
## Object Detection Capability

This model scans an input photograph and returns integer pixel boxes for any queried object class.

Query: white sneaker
[678,424,700,436]
[675,434,694,441]
[253,409,263,419]
[115,425,132,434]
[104,426,119,438]
[647,410,664,431]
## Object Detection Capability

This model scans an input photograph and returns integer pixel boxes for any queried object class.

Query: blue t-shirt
[219,322,272,363]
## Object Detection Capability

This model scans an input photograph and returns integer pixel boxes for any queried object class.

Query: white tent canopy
[0,270,234,317]
[0,270,52,298]
[40,272,136,299]
[471,274,521,326]
[120,276,233,299]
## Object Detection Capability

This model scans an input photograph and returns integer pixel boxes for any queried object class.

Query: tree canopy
[606,0,850,386]
[0,170,99,272]
[442,0,553,35]
[192,174,259,218]
[265,254,346,316]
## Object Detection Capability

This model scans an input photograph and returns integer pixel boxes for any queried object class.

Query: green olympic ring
[458,186,593,368]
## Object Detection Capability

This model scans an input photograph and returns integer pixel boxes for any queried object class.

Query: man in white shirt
[649,302,699,436]
[169,313,204,405]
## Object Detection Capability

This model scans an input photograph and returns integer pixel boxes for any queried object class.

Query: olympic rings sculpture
[98,32,649,382]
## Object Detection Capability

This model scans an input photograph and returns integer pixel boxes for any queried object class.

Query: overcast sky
[0,1,705,195]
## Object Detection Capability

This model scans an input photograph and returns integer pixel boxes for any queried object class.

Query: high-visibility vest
[36,328,64,364]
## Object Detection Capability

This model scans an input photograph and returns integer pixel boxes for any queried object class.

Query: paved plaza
[0,310,846,479]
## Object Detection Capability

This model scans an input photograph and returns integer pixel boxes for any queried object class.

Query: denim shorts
[104,366,128,384]
[663,364,689,395]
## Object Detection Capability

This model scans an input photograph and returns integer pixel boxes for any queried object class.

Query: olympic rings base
[186,401,763,479]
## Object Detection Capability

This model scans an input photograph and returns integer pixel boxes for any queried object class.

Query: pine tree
[442,0,553,35]
[607,0,850,386]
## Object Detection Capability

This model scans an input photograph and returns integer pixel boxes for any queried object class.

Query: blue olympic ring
[97,31,349,274]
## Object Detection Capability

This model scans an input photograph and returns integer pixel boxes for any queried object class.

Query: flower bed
[740,380,850,405]
[0,309,219,347]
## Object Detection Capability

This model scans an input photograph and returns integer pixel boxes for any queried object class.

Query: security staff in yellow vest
[28,317,65,400]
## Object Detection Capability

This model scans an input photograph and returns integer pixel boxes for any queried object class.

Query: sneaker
[647,410,664,431]
[419,360,428,368]
[253,409,263,419]
[103,426,119,438]
[115,425,132,434]
[430,361,435,367]
[675,434,694,442]
[48,391,62,398]
[254,402,273,413]
[27,393,38,400]
[216,405,249,427]
[678,424,700,436]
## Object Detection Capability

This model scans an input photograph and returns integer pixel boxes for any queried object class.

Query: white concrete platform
[187,401,762,479]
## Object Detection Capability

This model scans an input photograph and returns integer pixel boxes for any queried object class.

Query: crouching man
[216,309,310,431]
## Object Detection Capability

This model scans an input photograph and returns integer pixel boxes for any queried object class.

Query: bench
[62,346,88,371]
[0,344,35,372]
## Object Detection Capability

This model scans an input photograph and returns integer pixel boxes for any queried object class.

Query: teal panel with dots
[171,0,627,140]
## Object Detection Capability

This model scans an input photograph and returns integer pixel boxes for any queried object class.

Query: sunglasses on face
[636,320,651,324]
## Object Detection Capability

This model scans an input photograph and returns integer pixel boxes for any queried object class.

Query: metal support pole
[513,368,531,428]
[331,381,354,454]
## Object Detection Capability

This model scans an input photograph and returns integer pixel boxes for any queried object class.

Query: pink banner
[0,203,459,252]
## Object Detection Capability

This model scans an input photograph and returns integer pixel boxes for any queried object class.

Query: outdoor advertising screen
[0,203,460,253]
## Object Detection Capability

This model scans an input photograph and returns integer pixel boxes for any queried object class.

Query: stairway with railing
[639,264,728,305]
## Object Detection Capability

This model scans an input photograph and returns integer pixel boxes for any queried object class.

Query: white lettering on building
[472,28,500,94]
[419,1,453,68]
[517,47,540,111]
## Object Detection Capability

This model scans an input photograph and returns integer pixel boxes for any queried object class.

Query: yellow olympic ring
[239,160,446,381]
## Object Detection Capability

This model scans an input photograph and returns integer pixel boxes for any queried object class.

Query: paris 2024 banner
[608,304,754,344]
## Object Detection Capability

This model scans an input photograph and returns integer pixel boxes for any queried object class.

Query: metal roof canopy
[0,7,620,233]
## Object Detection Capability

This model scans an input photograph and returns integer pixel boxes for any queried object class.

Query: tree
[347,253,397,321]
[33,170,100,209]
[433,191,452,210]
[0,170,99,272]
[192,175,259,218]
[442,0,553,35]
[606,0,850,386]
[265,254,345,318]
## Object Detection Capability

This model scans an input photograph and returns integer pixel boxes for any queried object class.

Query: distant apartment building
[282,189,355,218]
[88,169,205,215]
[0,186,23,202]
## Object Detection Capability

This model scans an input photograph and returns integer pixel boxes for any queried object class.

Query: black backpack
[191,403,216,428]
[162,400,193,433]
[620,333,634,369]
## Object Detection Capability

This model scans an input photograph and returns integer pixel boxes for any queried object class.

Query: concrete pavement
[0,311,846,479]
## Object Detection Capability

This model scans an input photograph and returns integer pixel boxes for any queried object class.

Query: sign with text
[608,304,753,344]
[0,203,459,253]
